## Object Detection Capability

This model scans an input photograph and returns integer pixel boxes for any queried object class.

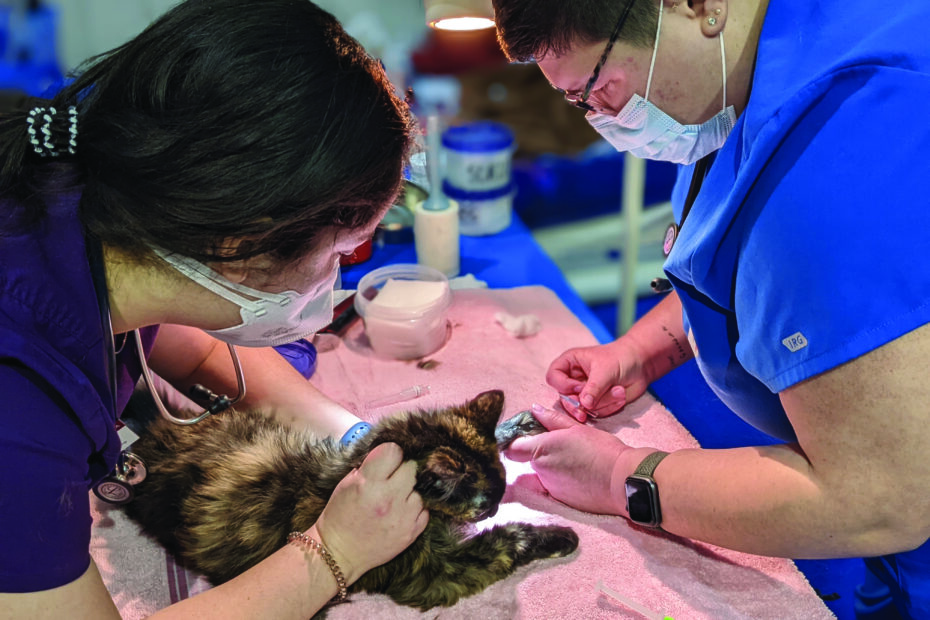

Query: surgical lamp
[424,0,495,30]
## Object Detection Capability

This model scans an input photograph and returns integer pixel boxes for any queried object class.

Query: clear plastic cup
[354,264,452,360]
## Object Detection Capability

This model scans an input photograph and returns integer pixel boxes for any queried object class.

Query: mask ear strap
[644,0,664,101]
[149,246,280,314]
[720,32,727,111]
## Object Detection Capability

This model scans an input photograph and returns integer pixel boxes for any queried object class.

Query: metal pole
[618,152,645,335]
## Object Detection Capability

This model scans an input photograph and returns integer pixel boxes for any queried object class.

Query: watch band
[633,450,670,477]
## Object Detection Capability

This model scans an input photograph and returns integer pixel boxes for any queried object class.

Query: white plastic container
[441,121,515,194]
[413,198,460,277]
[354,264,452,360]
[443,182,515,236]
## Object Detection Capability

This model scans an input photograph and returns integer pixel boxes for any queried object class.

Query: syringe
[365,385,431,409]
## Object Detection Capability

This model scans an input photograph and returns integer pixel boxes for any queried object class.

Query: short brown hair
[492,0,658,62]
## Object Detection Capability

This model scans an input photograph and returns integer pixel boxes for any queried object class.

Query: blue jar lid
[443,180,515,201]
[441,121,515,153]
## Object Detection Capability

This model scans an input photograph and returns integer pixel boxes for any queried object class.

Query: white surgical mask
[151,246,337,347]
[587,4,736,164]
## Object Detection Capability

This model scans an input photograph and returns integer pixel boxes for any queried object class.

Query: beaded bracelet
[287,531,348,603]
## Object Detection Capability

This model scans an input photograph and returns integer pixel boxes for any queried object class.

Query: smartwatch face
[625,475,661,526]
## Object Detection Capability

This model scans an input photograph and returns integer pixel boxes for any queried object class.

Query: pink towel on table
[90,286,833,619]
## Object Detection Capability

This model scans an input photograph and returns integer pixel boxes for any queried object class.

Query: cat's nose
[476,498,498,519]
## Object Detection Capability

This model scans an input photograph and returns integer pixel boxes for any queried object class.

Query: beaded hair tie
[26,105,79,158]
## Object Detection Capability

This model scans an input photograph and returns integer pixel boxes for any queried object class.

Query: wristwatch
[625,451,670,528]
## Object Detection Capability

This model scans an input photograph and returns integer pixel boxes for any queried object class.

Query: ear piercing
[708,16,717,25]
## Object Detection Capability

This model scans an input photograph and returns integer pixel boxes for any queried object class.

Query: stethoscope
[87,238,246,504]
[650,154,713,294]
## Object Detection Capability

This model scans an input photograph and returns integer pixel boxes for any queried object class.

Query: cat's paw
[526,525,579,558]
[495,410,546,450]
[505,523,579,566]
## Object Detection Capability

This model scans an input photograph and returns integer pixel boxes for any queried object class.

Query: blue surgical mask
[150,246,337,347]
[587,5,736,165]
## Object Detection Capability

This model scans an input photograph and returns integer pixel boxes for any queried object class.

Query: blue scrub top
[666,0,930,440]
[664,1,930,615]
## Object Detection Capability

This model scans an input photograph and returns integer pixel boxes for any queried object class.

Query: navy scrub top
[0,184,157,592]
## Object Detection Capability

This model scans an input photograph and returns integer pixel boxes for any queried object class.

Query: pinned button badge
[663,223,678,257]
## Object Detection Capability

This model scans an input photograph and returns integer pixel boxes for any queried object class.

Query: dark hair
[0,0,414,266]
[491,0,658,62]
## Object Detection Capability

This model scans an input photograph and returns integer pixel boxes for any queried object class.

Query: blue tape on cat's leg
[340,421,372,447]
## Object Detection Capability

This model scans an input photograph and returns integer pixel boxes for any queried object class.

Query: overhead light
[424,0,495,31]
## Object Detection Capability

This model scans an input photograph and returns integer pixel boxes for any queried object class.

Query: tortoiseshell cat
[122,390,577,610]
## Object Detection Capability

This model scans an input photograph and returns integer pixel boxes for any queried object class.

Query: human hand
[547,338,650,421]
[314,442,428,583]
[504,403,629,515]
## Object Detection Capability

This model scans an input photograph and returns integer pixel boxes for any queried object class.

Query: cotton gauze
[369,278,447,309]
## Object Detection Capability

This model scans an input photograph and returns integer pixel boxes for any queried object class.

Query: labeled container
[441,121,515,194]
[354,264,452,360]
[443,181,515,236]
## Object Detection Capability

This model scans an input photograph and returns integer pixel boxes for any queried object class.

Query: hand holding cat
[547,339,650,422]
[504,404,630,515]
[314,442,429,583]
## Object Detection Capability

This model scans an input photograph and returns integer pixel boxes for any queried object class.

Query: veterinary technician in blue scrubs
[493,0,930,616]
[0,1,428,617]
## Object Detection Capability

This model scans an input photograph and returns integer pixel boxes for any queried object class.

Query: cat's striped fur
[122,390,578,610]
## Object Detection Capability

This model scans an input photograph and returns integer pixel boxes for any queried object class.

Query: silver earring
[707,16,717,25]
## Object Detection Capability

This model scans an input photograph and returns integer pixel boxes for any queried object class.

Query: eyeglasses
[557,0,634,112]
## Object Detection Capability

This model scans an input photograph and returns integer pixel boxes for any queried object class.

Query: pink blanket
[90,286,833,619]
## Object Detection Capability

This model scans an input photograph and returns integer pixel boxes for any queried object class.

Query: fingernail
[581,393,594,408]
[559,393,580,408]
[611,386,625,398]
[531,403,545,414]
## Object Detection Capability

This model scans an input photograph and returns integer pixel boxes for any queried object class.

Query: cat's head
[370,390,507,523]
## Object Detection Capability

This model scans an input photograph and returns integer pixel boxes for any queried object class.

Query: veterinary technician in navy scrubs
[493,0,930,616]
[0,1,428,617]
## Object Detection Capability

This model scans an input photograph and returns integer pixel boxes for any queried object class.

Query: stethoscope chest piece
[93,451,148,505]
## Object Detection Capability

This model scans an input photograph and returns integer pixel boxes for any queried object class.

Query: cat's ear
[467,390,505,437]
[423,447,466,486]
